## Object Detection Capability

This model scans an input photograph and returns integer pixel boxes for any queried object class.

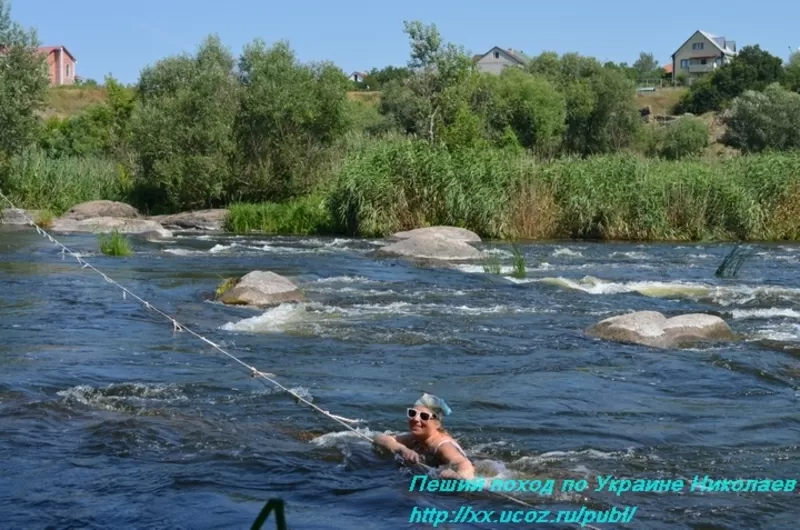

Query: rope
[1,194,603,524]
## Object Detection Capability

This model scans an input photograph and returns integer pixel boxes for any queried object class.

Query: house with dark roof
[671,30,736,84]
[472,46,530,74]
[38,46,77,86]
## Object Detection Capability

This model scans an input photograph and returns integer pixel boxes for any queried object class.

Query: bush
[721,83,800,153]
[658,117,709,160]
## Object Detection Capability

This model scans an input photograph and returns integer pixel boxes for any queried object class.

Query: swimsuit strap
[433,438,467,458]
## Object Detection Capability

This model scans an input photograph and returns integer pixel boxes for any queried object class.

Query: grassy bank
[2,149,130,215]
[223,140,800,242]
[5,141,800,243]
[319,140,800,241]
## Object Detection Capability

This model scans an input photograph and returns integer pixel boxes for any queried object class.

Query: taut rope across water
[1,191,608,524]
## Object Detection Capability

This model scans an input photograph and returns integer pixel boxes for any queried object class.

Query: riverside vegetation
[2,1,800,242]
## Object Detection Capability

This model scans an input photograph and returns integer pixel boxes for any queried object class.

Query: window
[680,59,689,69]
[66,64,71,77]
[692,42,704,50]
[700,59,707,65]
[493,51,500,59]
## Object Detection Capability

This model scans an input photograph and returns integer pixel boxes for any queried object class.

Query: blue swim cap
[415,393,452,418]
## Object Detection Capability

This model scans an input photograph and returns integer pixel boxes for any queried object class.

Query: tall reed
[327,140,800,242]
[2,149,128,215]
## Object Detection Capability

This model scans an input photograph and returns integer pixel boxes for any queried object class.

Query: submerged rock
[374,235,482,261]
[586,310,736,349]
[218,271,305,307]
[51,217,172,238]
[147,209,228,231]
[391,226,481,243]
[61,200,140,221]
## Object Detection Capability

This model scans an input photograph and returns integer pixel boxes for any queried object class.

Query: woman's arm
[373,433,421,462]
[437,443,475,480]
[373,433,411,453]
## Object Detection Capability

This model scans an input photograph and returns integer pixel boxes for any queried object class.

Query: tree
[676,45,786,114]
[0,0,49,165]
[131,35,239,212]
[721,83,800,153]
[363,65,411,89]
[784,50,800,93]
[233,39,351,201]
[478,67,566,155]
[632,52,660,80]
[526,51,641,155]
[402,20,475,144]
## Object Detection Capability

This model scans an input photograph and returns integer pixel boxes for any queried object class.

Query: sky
[11,0,800,85]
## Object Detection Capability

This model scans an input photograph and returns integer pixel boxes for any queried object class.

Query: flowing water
[1,226,798,529]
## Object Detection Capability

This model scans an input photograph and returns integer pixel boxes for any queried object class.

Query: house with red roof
[38,45,77,86]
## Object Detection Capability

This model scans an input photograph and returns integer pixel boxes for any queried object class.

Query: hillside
[44,85,683,119]
[635,87,686,115]
[42,86,110,119]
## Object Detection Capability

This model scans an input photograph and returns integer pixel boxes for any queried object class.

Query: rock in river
[147,209,228,231]
[390,226,481,243]
[51,217,172,238]
[374,234,482,261]
[60,200,140,221]
[585,310,736,349]
[218,271,305,307]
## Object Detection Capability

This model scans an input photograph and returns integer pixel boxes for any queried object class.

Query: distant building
[38,46,77,86]
[472,46,530,74]
[349,71,368,83]
[671,31,736,84]
[0,44,77,86]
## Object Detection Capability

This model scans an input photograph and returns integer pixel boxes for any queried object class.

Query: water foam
[219,300,552,333]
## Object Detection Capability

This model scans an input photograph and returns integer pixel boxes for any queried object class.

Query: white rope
[1,194,606,521]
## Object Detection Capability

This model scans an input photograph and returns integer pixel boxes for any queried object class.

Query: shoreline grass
[6,142,800,243]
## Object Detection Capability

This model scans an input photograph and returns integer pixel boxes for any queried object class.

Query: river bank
[4,147,800,243]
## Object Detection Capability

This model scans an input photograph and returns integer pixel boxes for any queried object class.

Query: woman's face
[407,406,439,437]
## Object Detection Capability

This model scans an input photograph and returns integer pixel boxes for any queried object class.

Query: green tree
[632,52,660,79]
[363,65,411,89]
[402,20,475,144]
[527,51,641,155]
[721,83,800,153]
[676,45,786,114]
[0,0,49,166]
[784,50,800,93]
[478,67,566,155]
[232,39,351,201]
[131,35,239,212]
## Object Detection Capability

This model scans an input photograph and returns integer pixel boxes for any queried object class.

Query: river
[1,226,798,529]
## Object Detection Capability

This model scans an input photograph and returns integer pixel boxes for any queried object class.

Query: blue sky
[11,0,800,85]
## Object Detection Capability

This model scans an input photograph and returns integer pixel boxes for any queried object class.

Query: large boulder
[218,271,305,307]
[51,217,172,238]
[586,310,736,349]
[61,200,140,221]
[391,226,481,243]
[374,235,482,261]
[148,209,228,231]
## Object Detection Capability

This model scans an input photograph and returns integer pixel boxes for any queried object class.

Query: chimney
[729,40,736,52]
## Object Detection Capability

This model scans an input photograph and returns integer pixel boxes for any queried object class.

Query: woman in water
[373,393,475,480]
